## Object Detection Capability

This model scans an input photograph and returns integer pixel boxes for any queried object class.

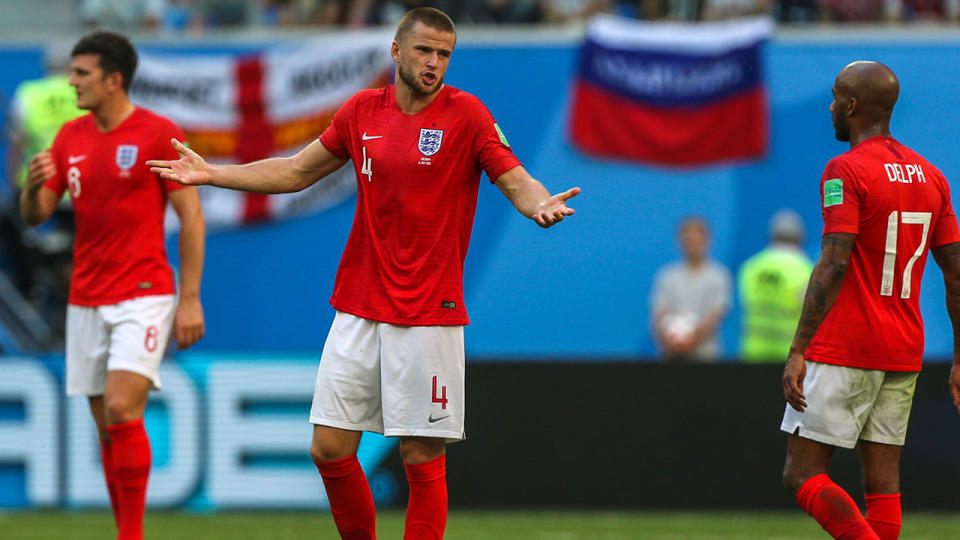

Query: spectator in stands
[701,0,771,19]
[737,209,813,362]
[774,0,818,22]
[651,217,732,362]
[81,0,167,29]
[818,0,885,22]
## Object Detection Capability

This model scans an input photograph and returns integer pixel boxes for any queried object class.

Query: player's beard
[398,62,443,99]
[832,108,850,142]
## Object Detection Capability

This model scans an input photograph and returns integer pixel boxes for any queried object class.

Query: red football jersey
[319,85,522,325]
[45,108,188,306]
[807,136,960,371]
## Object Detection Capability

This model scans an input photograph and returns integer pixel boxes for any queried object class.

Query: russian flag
[569,15,773,166]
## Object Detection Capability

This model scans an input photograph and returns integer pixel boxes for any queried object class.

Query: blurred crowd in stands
[78,0,960,32]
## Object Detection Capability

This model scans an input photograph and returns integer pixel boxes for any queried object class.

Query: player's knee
[310,438,351,464]
[103,395,139,425]
[398,438,445,465]
[782,466,804,495]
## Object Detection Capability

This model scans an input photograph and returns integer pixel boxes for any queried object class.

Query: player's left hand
[782,352,807,412]
[949,362,960,415]
[533,187,580,228]
[174,295,205,350]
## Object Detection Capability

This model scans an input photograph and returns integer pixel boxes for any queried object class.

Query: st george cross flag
[569,15,773,166]
[129,31,394,230]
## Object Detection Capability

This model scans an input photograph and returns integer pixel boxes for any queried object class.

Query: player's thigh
[860,371,918,447]
[780,361,885,449]
[380,323,465,442]
[310,311,384,433]
[65,304,110,396]
[857,440,902,494]
[102,369,155,424]
[783,433,836,493]
[101,294,176,391]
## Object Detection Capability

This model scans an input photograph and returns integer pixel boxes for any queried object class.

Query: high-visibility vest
[738,246,814,362]
[13,75,85,187]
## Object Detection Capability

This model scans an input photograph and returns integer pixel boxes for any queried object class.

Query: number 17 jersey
[807,136,960,372]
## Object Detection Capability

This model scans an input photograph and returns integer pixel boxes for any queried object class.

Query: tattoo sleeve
[933,241,960,357]
[789,232,857,355]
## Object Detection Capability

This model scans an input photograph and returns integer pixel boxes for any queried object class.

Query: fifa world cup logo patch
[418,128,443,156]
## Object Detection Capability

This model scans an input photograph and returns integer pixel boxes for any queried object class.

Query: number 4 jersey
[45,108,188,307]
[808,135,960,371]
[319,85,521,326]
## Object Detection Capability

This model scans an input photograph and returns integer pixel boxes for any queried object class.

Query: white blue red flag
[569,15,773,166]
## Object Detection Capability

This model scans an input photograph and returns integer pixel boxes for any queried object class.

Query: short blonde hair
[394,7,456,45]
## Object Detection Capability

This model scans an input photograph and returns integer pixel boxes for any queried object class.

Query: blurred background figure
[2,53,84,330]
[701,0,771,20]
[737,209,813,363]
[651,217,732,362]
[81,0,168,29]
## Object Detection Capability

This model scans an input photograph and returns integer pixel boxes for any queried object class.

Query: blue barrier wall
[4,35,960,359]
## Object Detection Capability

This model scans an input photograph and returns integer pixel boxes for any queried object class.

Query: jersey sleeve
[820,157,862,235]
[467,99,522,182]
[318,94,355,160]
[931,175,960,248]
[157,120,190,193]
[43,127,67,197]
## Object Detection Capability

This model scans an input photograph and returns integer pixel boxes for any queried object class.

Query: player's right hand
[782,352,807,412]
[147,139,214,186]
[949,362,960,415]
[25,150,56,192]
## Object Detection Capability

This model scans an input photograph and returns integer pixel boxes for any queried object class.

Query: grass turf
[1,510,958,539]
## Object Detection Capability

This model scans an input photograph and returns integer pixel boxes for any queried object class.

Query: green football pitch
[1,510,959,539]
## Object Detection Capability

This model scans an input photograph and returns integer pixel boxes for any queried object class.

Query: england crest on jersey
[116,145,139,171]
[418,129,443,156]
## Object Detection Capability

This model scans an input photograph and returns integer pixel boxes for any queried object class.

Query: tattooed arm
[932,241,960,415]
[782,232,856,412]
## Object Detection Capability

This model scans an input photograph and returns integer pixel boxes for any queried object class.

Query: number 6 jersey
[807,135,960,371]
[44,108,188,306]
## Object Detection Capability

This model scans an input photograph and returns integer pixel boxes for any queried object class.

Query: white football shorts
[309,310,466,442]
[65,294,176,396]
[781,360,918,448]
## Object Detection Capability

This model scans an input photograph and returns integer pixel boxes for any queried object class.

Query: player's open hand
[174,295,205,350]
[782,352,807,412]
[950,362,960,415]
[147,139,214,186]
[534,187,581,228]
[25,150,56,192]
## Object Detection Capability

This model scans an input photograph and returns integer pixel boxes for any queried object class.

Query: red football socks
[98,439,121,526]
[106,418,152,540]
[865,493,902,540]
[315,454,377,540]
[797,474,880,540]
[403,454,447,540]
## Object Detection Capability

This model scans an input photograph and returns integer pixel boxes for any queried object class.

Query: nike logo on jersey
[68,154,88,165]
[361,132,383,141]
[428,413,450,423]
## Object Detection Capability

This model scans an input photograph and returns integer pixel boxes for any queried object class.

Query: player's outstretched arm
[147,139,349,194]
[494,166,580,229]
[783,232,856,412]
[169,187,206,350]
[19,150,59,226]
[932,241,960,414]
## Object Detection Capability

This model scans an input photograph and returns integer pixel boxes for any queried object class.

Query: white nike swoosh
[68,155,87,165]
[361,132,383,141]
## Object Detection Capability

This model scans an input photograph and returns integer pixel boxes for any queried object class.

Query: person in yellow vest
[738,209,814,362]
[9,73,86,190]
[3,71,85,302]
